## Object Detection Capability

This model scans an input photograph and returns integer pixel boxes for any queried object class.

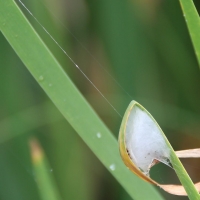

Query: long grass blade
[30,138,62,200]
[179,0,200,67]
[0,0,163,199]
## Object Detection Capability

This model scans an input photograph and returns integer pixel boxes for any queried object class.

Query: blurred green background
[1,0,200,199]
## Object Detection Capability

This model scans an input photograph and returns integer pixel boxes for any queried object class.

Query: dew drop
[49,83,52,87]
[64,99,66,102]
[96,132,101,138]
[50,169,53,172]
[39,76,44,81]
[109,164,116,171]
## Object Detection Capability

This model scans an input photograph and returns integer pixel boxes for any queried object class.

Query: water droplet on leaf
[96,132,101,138]
[109,164,116,171]
[39,76,44,81]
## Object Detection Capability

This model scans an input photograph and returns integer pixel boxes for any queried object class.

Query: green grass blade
[179,0,200,67]
[30,138,62,200]
[176,1,200,197]
[120,101,200,199]
[170,152,200,199]
[0,0,163,199]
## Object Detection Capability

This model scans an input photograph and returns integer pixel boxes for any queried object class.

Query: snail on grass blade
[119,101,200,196]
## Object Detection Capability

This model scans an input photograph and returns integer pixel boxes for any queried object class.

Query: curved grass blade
[119,101,200,199]
[0,0,163,199]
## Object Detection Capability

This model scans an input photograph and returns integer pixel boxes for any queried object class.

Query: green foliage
[0,0,162,199]
[0,0,200,199]
[179,0,200,67]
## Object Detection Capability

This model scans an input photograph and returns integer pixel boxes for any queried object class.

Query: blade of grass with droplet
[179,0,200,67]
[0,0,163,199]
